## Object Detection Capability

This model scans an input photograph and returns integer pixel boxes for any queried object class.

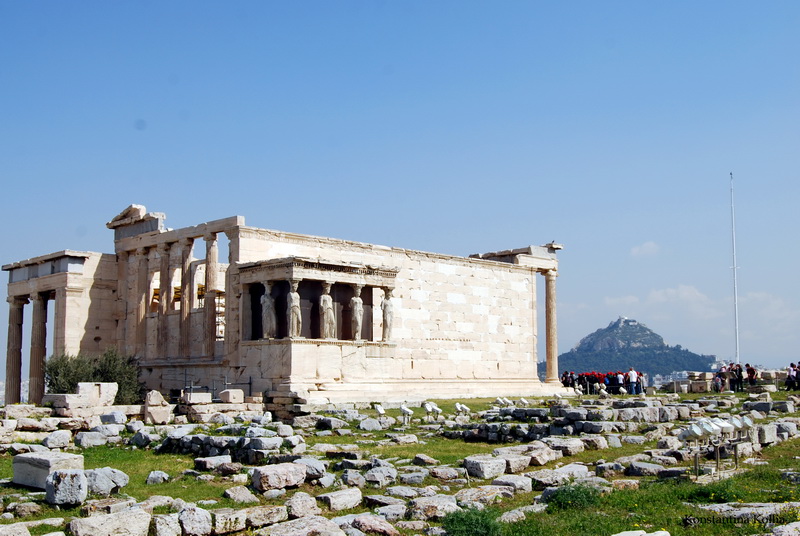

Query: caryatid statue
[350,285,364,340]
[320,282,336,339]
[260,282,277,339]
[381,287,394,341]
[287,280,302,338]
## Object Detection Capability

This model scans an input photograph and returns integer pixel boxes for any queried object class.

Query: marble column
[319,282,335,339]
[135,247,150,358]
[287,279,302,338]
[204,233,219,357]
[179,238,194,358]
[28,293,48,405]
[5,297,27,405]
[381,288,394,342]
[544,270,559,384]
[350,285,364,341]
[52,287,67,357]
[157,243,173,358]
[115,251,129,352]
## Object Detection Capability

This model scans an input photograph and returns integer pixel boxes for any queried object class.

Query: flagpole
[730,172,741,365]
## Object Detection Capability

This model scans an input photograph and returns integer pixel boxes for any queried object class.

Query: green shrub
[441,508,503,536]
[45,348,144,404]
[546,484,602,510]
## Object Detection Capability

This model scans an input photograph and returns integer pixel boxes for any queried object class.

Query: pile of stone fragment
[0,392,799,536]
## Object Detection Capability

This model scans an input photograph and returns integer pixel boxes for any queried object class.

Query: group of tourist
[714,363,758,392]
[562,367,645,395]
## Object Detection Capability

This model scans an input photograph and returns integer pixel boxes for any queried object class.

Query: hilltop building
[4,205,564,412]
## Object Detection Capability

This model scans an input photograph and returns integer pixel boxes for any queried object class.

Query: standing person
[727,363,737,392]
[746,363,757,386]
[735,364,745,392]
[616,371,625,394]
[786,363,797,391]
[561,371,570,388]
[626,367,639,395]
[713,374,722,392]
[716,367,727,392]
[727,364,737,392]
[586,374,596,395]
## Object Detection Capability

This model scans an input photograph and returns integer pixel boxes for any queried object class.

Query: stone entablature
[238,257,399,286]
[3,250,92,283]
[5,205,568,410]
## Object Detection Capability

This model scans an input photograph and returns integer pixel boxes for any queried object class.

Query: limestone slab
[13,452,84,489]
[68,508,151,536]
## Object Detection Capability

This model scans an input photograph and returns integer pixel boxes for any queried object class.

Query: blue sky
[1,1,798,379]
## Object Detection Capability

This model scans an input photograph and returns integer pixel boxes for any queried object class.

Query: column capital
[156,242,173,254]
[204,232,217,243]
[544,269,558,279]
[136,246,149,256]
[117,250,129,261]
[28,292,44,302]
[7,296,28,307]
[180,236,195,248]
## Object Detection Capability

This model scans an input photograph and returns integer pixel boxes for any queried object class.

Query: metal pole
[730,173,741,364]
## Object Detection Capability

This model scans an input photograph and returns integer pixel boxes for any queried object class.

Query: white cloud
[604,295,639,307]
[740,292,800,342]
[646,284,725,321]
[630,241,660,257]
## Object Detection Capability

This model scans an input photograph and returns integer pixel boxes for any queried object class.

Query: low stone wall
[443,394,798,444]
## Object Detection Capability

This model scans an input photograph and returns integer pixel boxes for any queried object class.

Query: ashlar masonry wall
[222,227,557,405]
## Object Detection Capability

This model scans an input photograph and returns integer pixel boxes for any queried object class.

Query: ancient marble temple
[4,205,565,410]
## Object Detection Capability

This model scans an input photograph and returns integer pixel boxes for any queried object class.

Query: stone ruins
[4,205,567,412]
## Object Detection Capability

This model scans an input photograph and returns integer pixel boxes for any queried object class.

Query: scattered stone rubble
[0,388,799,536]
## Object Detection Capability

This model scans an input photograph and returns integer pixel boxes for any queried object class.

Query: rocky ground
[0,390,799,536]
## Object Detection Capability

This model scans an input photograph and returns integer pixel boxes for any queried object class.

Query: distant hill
[539,317,715,378]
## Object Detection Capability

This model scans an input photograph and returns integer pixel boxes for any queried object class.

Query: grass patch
[442,508,503,536]
[545,483,602,510]
[371,435,498,466]
[0,446,250,524]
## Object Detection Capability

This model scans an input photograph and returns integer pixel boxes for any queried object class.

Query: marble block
[219,389,244,404]
[13,451,85,489]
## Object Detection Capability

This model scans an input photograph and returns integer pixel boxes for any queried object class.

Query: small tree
[44,348,144,404]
